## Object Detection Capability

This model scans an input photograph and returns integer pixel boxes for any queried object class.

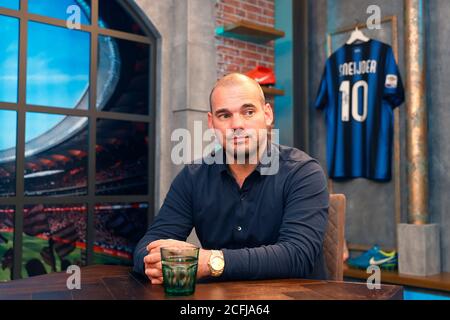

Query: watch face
[211,256,224,270]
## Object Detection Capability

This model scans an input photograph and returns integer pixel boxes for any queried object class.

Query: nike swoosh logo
[254,75,270,82]
[369,256,395,265]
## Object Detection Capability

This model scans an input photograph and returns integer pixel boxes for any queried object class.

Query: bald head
[209,73,266,111]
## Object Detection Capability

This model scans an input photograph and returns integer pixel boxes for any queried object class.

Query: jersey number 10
[339,80,368,122]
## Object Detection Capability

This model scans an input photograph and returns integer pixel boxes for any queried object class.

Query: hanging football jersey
[315,39,404,181]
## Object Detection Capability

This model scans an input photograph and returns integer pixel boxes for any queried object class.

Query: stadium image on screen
[0,0,152,281]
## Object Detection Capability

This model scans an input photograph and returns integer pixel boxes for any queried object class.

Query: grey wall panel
[427,0,450,272]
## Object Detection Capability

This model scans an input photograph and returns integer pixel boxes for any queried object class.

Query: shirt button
[236,226,242,232]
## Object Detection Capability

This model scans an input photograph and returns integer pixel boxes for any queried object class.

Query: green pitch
[0,231,131,282]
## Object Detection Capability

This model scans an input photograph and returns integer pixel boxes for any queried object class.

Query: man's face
[208,81,273,161]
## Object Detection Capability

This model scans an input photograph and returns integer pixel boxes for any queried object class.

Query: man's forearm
[221,241,321,281]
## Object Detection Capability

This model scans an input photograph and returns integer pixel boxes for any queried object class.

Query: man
[133,73,329,284]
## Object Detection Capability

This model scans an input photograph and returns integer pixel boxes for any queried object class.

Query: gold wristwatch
[208,250,225,277]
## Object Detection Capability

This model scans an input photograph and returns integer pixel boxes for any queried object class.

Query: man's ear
[263,103,274,127]
[208,112,213,129]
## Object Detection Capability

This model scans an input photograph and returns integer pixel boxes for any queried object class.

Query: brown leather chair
[323,194,346,281]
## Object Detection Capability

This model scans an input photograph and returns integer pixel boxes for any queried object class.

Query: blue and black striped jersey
[315,39,404,181]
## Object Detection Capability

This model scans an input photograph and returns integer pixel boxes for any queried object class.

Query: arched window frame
[0,0,157,280]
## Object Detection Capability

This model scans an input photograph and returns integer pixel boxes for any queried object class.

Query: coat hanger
[346,24,370,45]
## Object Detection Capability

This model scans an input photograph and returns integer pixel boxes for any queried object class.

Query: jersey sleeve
[383,46,405,108]
[315,62,329,110]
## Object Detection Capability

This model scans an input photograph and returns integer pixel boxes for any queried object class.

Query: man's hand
[143,239,212,284]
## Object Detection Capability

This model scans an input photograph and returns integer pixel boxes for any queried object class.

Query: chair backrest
[323,194,346,281]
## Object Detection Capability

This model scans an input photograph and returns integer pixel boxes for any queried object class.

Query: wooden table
[0,265,403,300]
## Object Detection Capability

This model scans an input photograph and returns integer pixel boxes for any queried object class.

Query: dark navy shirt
[133,144,329,281]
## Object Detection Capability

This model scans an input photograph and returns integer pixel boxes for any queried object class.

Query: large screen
[0,0,151,280]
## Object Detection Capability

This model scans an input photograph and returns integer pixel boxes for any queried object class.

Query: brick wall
[215,0,275,79]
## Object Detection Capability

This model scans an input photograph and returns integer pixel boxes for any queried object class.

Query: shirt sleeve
[315,62,329,110]
[133,166,194,275]
[383,46,405,108]
[220,160,329,281]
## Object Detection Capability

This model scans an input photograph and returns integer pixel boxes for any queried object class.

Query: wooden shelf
[344,263,450,293]
[216,20,285,44]
[262,86,284,97]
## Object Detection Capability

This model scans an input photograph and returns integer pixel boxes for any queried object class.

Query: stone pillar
[171,0,217,172]
[171,0,217,247]
[136,0,216,247]
[135,0,216,210]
